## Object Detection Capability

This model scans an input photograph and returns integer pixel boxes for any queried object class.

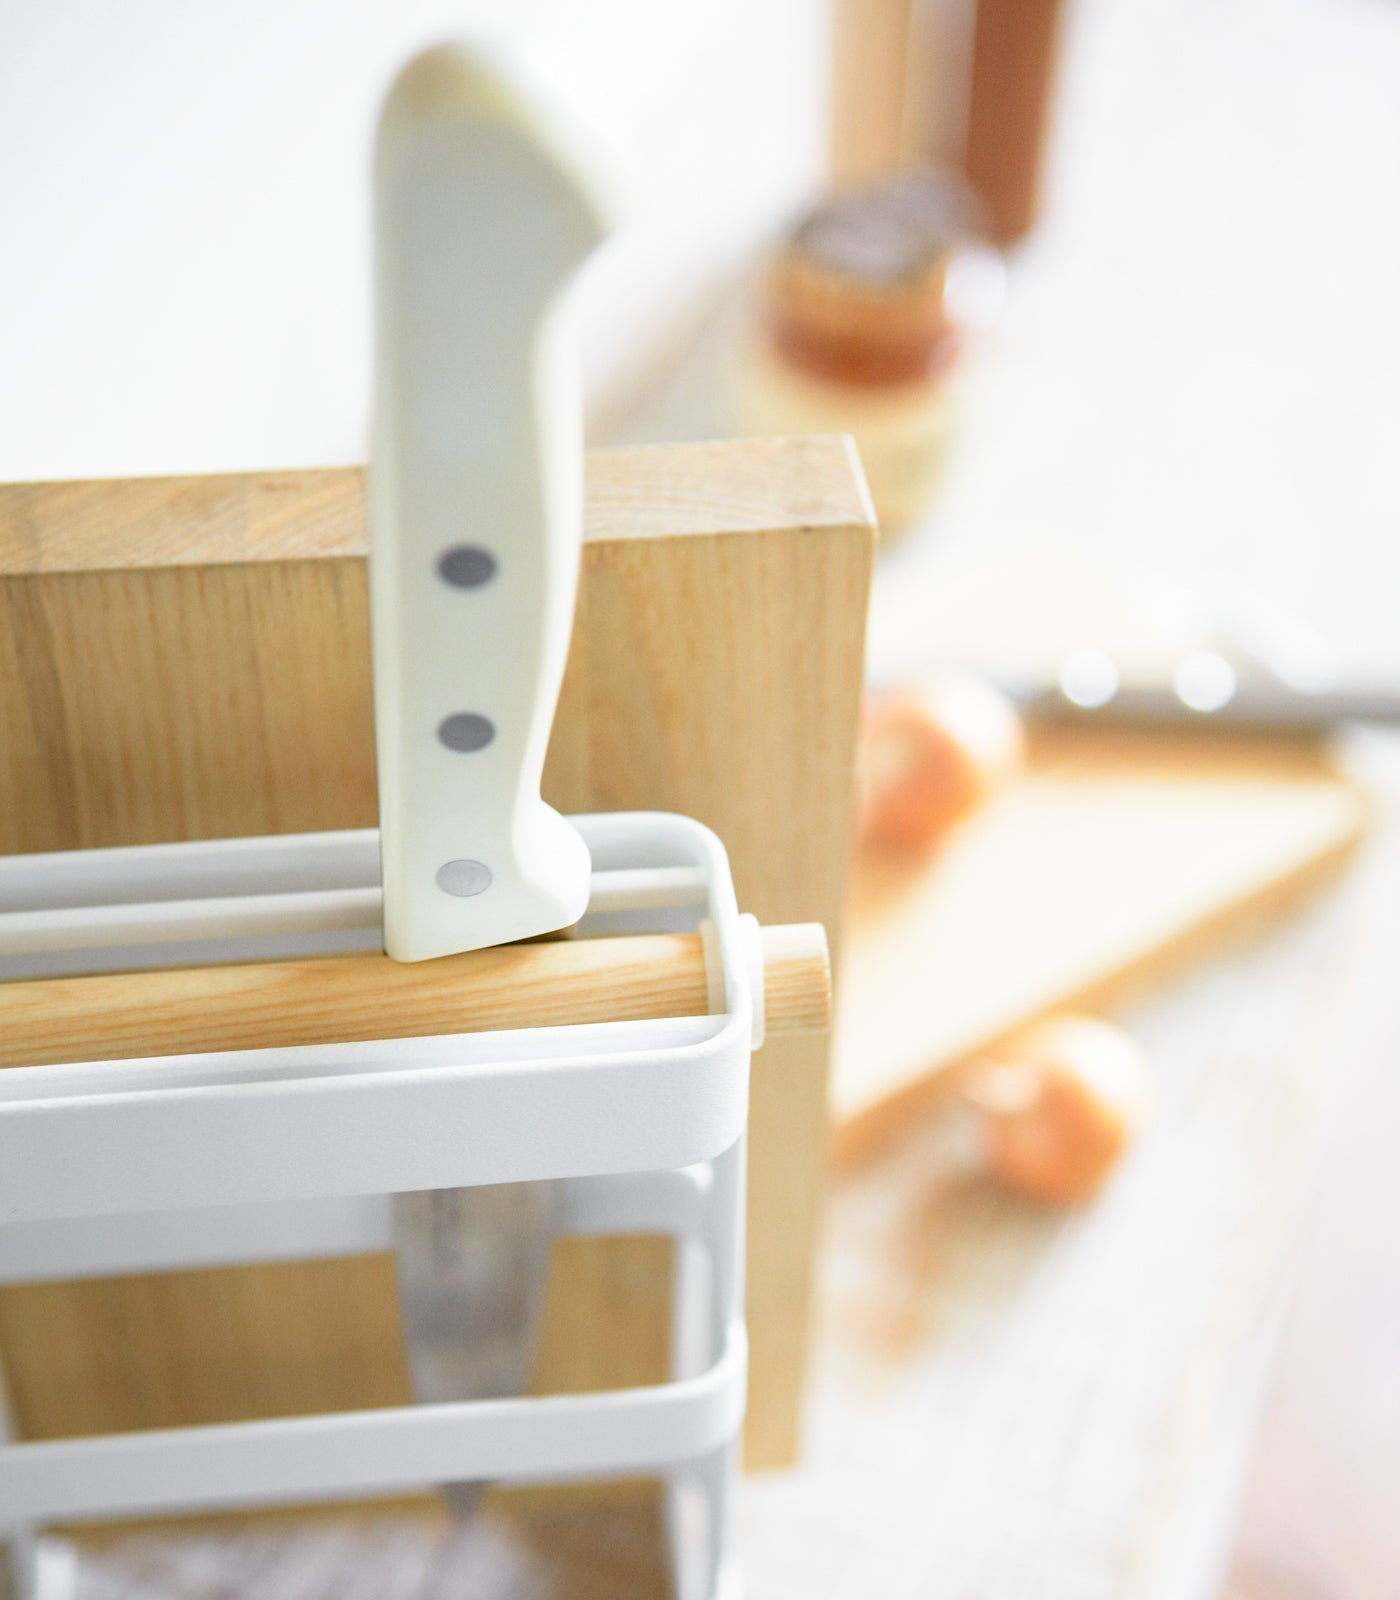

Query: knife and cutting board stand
[0,812,827,1600]
[0,42,874,1600]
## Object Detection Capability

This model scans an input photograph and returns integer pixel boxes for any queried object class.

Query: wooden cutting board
[832,544,1371,1161]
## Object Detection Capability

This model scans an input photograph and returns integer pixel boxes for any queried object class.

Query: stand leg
[0,1354,77,1600]
[1,1536,77,1600]
[0,1539,27,1600]
[693,1441,743,1600]
[0,1360,34,1600]
[668,1136,748,1599]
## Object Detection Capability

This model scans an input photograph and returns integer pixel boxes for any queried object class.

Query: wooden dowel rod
[757,922,833,1036]
[0,924,830,1070]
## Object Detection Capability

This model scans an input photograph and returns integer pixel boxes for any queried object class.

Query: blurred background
[3,0,1400,1595]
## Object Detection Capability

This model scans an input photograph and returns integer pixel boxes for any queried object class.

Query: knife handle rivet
[437,713,496,752]
[435,859,493,897]
[436,545,498,589]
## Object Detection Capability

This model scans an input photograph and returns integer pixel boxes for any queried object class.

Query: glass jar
[736,171,997,540]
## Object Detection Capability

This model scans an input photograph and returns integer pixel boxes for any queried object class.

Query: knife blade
[391,1184,556,1516]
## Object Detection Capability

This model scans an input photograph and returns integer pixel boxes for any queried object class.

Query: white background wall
[0,0,830,480]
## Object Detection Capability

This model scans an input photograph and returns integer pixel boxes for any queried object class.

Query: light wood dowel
[0,924,830,1070]
[758,922,833,1036]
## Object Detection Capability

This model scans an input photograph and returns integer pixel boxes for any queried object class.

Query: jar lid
[768,171,984,385]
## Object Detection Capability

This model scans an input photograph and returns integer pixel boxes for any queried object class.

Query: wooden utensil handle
[0,923,829,1069]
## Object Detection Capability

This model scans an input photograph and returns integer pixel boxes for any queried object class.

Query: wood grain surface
[0,435,874,1478]
[834,726,1367,1161]
[835,544,1371,1164]
[0,923,831,1069]
[0,435,870,576]
[963,0,1068,242]
[828,0,917,181]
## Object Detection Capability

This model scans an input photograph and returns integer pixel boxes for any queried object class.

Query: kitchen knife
[370,40,611,1515]
[1005,648,1400,732]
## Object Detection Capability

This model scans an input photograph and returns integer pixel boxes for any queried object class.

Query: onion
[857,673,1024,854]
[966,1014,1151,1205]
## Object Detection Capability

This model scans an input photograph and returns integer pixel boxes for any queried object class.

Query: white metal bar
[0,815,719,917]
[0,829,380,912]
[0,1167,713,1283]
[583,867,706,914]
[0,888,382,958]
[0,1197,390,1283]
[0,1016,745,1223]
[21,1538,76,1600]
[557,1165,714,1239]
[0,1322,747,1522]
[0,870,704,962]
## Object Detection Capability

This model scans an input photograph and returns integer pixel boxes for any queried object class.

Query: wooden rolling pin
[0,924,830,1069]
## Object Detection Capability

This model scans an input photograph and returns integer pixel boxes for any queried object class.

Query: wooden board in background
[833,544,1370,1161]
[0,435,875,1474]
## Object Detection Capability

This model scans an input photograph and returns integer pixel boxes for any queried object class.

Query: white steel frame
[0,812,753,1600]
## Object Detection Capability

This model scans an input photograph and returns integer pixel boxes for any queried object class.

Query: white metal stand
[0,812,753,1600]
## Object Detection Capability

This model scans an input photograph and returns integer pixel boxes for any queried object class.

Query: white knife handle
[371,43,609,961]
